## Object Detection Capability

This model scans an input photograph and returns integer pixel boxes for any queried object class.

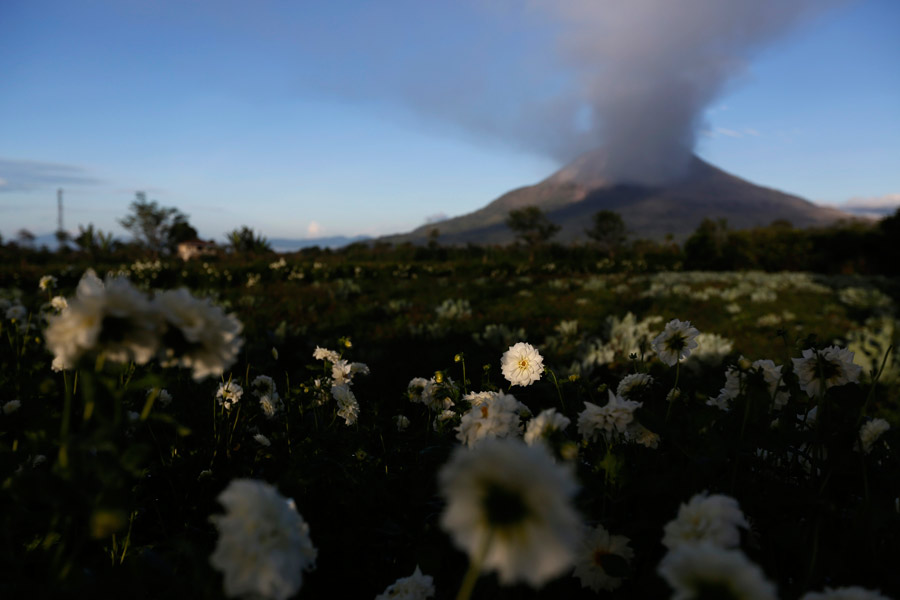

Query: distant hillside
[270,235,371,252]
[382,150,852,245]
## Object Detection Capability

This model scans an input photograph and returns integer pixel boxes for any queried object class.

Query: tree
[16,228,35,247]
[226,226,273,254]
[585,210,627,255]
[505,206,560,249]
[75,224,116,255]
[119,192,196,254]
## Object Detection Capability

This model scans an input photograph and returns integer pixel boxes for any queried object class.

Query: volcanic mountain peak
[383,150,852,245]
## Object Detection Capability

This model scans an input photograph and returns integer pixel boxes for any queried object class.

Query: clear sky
[1,0,898,243]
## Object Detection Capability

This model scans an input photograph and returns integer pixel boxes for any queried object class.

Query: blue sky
[1,0,898,243]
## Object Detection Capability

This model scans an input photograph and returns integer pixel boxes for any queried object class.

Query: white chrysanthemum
[652,319,700,367]
[154,288,243,381]
[658,543,777,600]
[44,270,161,369]
[216,381,243,410]
[332,384,359,425]
[627,423,660,449]
[800,586,892,600]
[394,415,410,432]
[439,439,581,587]
[313,346,340,363]
[753,359,790,409]
[6,304,26,321]
[332,359,352,385]
[524,408,571,446]
[2,400,22,415]
[209,479,316,600]
[616,373,653,400]
[252,375,277,397]
[856,418,890,454]
[456,392,525,447]
[501,342,544,387]
[792,346,862,398]
[375,565,436,600]
[433,409,456,431]
[39,275,57,291]
[577,391,642,443]
[662,492,749,550]
[572,524,634,592]
[252,375,283,418]
[710,363,743,412]
[253,433,271,447]
[50,296,68,311]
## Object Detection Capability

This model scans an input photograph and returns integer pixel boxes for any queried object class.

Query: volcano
[383,150,851,245]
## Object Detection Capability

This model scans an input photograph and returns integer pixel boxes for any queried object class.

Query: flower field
[1,254,898,599]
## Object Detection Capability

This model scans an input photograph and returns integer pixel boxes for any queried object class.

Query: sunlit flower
[856,418,890,454]
[216,381,243,410]
[652,319,700,366]
[524,408,571,446]
[456,391,525,447]
[209,479,316,600]
[572,524,634,592]
[313,346,340,363]
[50,296,68,311]
[800,586,892,600]
[375,565,436,600]
[44,270,160,369]
[438,438,581,587]
[662,492,749,550]
[39,275,57,291]
[793,346,862,397]
[154,288,243,381]
[658,543,777,600]
[501,342,544,387]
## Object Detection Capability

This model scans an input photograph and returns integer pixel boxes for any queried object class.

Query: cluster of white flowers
[652,319,700,366]
[209,479,317,600]
[251,375,284,418]
[793,346,862,397]
[572,524,634,592]
[312,346,369,425]
[577,391,643,444]
[407,376,455,411]
[662,492,749,550]
[500,342,544,387]
[434,298,471,320]
[524,408,571,447]
[216,381,243,411]
[374,565,435,600]
[710,358,789,412]
[44,270,243,380]
[438,438,581,587]
[579,313,663,370]
[456,391,529,447]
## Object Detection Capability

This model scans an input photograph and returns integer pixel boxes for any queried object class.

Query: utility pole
[57,188,64,233]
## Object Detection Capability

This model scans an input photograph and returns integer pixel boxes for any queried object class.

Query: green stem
[455,532,493,600]
[547,369,566,411]
[665,362,681,422]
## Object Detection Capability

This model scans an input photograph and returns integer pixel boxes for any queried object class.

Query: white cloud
[837,193,900,217]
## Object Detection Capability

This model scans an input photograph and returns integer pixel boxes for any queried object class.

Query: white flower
[252,375,277,397]
[39,275,57,291]
[616,373,653,400]
[44,270,161,369]
[662,492,749,550]
[658,543,777,600]
[332,359,352,385]
[800,586,892,600]
[856,418,890,454]
[432,408,456,431]
[524,408,571,446]
[793,346,862,397]
[253,433,271,447]
[753,359,790,409]
[577,391,642,443]
[2,400,22,415]
[456,391,525,447]
[209,479,316,600]
[394,415,410,432]
[438,438,581,587]
[50,296,68,311]
[375,565,436,600]
[627,423,660,449]
[501,342,544,387]
[572,524,634,592]
[409,376,455,411]
[313,346,340,363]
[216,381,243,410]
[332,384,359,425]
[154,288,244,381]
[252,375,283,418]
[5,305,26,321]
[652,319,700,366]
[146,387,173,407]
